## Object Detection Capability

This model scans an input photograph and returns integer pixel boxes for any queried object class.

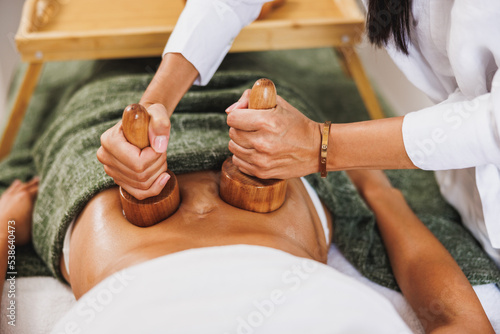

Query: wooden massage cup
[220,79,288,213]
[119,104,180,227]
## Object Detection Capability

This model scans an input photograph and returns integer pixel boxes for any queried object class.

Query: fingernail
[153,136,168,153]
[160,173,171,186]
[226,101,238,113]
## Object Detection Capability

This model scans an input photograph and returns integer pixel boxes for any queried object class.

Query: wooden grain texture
[249,78,277,109]
[120,169,180,227]
[220,157,287,213]
[119,103,180,227]
[220,78,287,213]
[122,104,150,149]
[16,0,365,61]
[257,0,286,20]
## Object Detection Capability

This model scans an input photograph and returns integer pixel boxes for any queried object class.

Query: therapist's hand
[226,91,322,179]
[98,53,198,200]
[97,103,170,200]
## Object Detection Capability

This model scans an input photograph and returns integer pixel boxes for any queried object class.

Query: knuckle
[136,182,151,191]
[254,117,266,129]
[133,192,147,201]
[228,127,236,139]
[100,131,108,145]
[227,114,236,127]
[103,165,114,177]
[155,117,171,130]
[154,184,163,196]
[265,118,278,133]
[253,169,266,179]
[96,147,104,162]
[136,171,150,183]
[259,156,271,169]
[253,139,271,154]
[228,140,239,154]
[262,142,273,154]
[131,160,146,173]
[160,162,168,174]
[96,147,108,164]
[258,168,272,179]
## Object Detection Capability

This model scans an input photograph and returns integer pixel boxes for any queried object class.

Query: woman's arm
[346,170,494,334]
[139,53,198,116]
[327,117,416,170]
[97,53,198,200]
[226,94,415,180]
[98,0,268,199]
[227,73,500,178]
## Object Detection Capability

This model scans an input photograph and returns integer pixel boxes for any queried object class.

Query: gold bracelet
[320,121,331,178]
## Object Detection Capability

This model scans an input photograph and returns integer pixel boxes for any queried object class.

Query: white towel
[2,245,500,334]
[50,245,411,334]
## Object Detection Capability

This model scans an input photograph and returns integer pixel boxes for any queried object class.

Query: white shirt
[165,0,500,248]
[164,0,269,85]
[385,0,500,248]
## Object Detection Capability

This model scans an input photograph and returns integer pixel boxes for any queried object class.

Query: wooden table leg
[0,62,43,161]
[336,46,385,120]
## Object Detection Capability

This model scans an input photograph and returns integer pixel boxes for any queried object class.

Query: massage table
[0,0,384,160]
[1,46,499,333]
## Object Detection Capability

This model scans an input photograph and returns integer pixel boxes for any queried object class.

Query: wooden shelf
[16,0,365,61]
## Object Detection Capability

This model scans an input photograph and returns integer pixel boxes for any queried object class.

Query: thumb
[147,104,171,153]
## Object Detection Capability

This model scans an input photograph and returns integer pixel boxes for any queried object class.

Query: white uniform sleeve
[402,71,500,170]
[164,0,270,86]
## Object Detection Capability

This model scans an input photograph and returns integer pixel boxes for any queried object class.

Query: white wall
[357,38,434,116]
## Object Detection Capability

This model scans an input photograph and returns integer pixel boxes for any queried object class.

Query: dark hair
[366,0,413,55]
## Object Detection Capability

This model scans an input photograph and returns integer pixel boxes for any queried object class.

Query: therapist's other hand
[226,91,321,179]
[97,104,170,200]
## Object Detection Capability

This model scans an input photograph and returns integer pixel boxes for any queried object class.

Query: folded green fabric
[1,51,499,291]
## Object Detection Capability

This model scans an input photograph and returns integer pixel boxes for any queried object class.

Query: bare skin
[346,170,494,334]
[61,171,332,300]
[97,53,199,200]
[226,91,416,180]
[0,171,492,332]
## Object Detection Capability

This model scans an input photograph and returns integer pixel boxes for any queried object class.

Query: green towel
[2,50,499,291]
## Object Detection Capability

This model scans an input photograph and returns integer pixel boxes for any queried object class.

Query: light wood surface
[0,62,43,161]
[220,79,288,213]
[16,0,365,61]
[119,104,180,227]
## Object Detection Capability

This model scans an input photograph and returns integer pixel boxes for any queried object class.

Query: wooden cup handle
[122,104,151,149]
[219,79,288,213]
[119,104,180,227]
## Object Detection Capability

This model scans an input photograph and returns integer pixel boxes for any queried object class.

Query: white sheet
[49,245,412,334]
[2,244,499,333]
